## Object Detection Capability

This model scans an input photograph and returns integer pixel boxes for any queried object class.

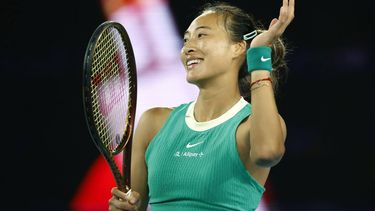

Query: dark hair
[197,2,289,102]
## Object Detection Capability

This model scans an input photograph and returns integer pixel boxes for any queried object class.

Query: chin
[187,79,206,90]
[186,77,197,85]
[186,75,200,86]
[186,71,210,88]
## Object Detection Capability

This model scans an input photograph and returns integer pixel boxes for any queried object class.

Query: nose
[182,40,197,55]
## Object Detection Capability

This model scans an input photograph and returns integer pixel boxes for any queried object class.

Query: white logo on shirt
[174,151,204,158]
[186,141,204,148]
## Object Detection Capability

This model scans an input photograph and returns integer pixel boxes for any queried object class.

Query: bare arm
[249,71,287,167]
[109,107,172,211]
[131,107,172,210]
[248,0,294,167]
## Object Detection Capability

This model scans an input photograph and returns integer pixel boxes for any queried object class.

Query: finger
[125,190,141,205]
[109,196,124,211]
[278,4,289,24]
[270,0,291,31]
[282,0,294,23]
[275,2,294,34]
[288,0,295,22]
[109,196,137,211]
[289,0,295,7]
[111,187,128,200]
[283,0,288,7]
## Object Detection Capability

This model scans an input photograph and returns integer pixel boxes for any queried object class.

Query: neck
[194,83,241,122]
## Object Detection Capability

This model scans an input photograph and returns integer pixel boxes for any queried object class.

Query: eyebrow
[184,26,212,36]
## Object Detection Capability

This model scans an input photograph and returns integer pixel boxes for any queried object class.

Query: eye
[183,38,188,43]
[197,33,206,38]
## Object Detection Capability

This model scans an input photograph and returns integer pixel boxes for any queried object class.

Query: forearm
[249,71,285,167]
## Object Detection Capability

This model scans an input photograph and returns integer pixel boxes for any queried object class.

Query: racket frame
[82,21,137,192]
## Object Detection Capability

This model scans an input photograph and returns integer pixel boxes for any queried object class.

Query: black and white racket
[82,21,137,194]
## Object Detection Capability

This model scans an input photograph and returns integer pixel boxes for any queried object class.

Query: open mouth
[186,59,203,69]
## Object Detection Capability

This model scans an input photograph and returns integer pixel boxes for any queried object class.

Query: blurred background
[1,0,374,210]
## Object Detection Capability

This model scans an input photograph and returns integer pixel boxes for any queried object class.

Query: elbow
[252,144,285,167]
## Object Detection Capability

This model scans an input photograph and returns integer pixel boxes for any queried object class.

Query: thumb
[125,190,141,205]
[269,18,278,29]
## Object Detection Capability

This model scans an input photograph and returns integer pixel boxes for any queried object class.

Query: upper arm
[130,107,172,210]
[279,114,287,143]
[238,114,287,185]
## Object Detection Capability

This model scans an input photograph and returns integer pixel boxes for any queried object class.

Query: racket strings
[90,26,134,152]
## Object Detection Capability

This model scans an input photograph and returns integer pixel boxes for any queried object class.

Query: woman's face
[180,11,237,85]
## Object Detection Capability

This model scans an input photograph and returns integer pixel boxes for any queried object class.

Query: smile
[186,59,202,69]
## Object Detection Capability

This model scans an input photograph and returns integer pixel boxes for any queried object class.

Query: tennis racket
[82,21,137,194]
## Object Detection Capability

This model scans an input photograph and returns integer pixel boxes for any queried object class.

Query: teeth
[187,59,201,66]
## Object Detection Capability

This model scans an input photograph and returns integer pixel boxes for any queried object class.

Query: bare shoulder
[139,107,173,133]
[134,107,173,147]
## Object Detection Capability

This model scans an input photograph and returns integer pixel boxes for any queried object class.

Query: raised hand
[250,0,295,48]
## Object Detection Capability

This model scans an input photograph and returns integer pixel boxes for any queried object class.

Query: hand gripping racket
[82,21,137,194]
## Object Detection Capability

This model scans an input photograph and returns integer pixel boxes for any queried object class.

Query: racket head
[82,21,137,171]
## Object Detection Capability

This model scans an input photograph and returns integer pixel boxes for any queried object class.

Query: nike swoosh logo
[186,141,204,148]
[261,56,271,62]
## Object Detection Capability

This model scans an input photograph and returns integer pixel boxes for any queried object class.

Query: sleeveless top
[145,97,265,211]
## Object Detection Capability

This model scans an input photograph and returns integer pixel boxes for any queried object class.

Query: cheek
[206,49,233,73]
[207,46,230,64]
[205,39,230,56]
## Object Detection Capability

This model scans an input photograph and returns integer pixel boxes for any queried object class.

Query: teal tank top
[145,98,265,211]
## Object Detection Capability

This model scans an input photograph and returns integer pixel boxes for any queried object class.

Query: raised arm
[248,0,294,167]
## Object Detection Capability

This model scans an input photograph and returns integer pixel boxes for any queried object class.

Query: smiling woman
[106,1,295,210]
[182,6,288,103]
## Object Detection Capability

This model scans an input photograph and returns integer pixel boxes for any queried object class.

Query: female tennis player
[109,0,295,210]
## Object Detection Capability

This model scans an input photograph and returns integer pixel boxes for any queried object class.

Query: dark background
[1,0,374,210]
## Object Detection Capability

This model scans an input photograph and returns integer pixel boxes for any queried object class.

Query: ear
[231,40,247,59]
